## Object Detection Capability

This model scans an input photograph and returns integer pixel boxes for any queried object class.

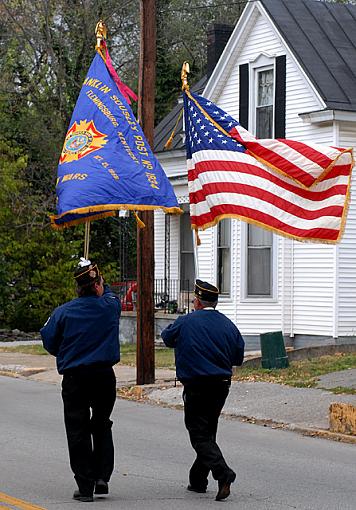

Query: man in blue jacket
[41,259,121,503]
[161,279,244,502]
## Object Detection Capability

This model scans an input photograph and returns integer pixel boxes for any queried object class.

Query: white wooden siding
[292,243,335,335]
[169,215,180,280]
[281,238,293,337]
[195,228,215,282]
[338,125,356,336]
[158,152,187,178]
[154,207,180,281]
[154,210,165,279]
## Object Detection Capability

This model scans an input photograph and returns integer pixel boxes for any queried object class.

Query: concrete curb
[117,382,356,445]
[223,413,356,445]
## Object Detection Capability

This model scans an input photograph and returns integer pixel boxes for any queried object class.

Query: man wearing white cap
[41,259,121,502]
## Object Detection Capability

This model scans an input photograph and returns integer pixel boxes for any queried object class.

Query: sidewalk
[1,348,355,443]
[0,351,175,386]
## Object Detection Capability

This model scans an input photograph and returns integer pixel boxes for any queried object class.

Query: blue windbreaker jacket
[41,285,121,374]
[161,309,245,382]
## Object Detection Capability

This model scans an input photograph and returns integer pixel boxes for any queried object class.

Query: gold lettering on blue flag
[51,53,180,228]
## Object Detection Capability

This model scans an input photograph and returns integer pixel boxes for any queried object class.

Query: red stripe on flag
[278,139,333,168]
[322,163,351,180]
[189,183,344,220]
[188,160,348,201]
[245,142,316,187]
[229,126,335,188]
[190,204,340,241]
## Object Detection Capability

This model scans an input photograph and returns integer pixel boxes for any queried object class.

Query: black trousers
[183,378,235,489]
[61,365,116,495]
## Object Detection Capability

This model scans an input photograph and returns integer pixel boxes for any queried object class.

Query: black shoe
[215,473,236,501]
[95,479,109,495]
[73,490,94,502]
[187,484,207,494]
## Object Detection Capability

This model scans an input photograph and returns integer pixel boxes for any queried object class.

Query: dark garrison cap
[194,279,219,302]
[74,262,101,287]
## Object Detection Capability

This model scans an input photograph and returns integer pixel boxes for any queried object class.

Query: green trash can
[260,331,289,369]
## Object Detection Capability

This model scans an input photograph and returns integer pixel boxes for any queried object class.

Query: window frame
[240,55,278,301]
[249,55,276,138]
[240,223,278,301]
[179,205,195,291]
[216,218,232,298]
[255,67,274,138]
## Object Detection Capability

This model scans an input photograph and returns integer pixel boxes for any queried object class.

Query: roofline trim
[299,109,356,124]
[258,1,326,110]
[156,149,186,158]
[204,0,326,111]
[204,1,258,99]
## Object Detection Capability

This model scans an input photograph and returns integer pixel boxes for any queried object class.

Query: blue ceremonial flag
[51,53,181,228]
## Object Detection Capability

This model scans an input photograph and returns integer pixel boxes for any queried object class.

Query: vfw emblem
[60,120,107,164]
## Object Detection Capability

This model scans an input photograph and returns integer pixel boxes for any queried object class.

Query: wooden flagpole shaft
[84,221,91,259]
[136,0,156,385]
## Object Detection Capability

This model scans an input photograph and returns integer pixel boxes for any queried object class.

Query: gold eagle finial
[95,20,107,50]
[181,61,190,91]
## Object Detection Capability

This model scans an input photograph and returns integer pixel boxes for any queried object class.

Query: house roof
[262,0,356,112]
[154,75,207,153]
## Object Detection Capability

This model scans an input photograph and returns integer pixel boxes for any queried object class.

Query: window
[244,60,276,299]
[255,68,274,138]
[217,219,231,295]
[247,226,273,297]
[180,210,194,291]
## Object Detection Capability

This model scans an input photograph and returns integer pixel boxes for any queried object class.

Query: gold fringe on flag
[194,228,201,246]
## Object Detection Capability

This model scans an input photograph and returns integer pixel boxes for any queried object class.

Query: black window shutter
[274,55,286,138]
[239,64,249,129]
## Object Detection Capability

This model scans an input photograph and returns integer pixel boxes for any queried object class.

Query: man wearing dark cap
[161,279,244,501]
[41,259,121,503]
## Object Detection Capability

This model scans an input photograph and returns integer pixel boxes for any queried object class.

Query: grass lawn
[118,344,175,369]
[1,344,355,393]
[0,344,49,355]
[233,353,356,394]
[0,343,176,368]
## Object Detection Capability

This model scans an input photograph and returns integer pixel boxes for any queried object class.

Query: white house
[153,0,356,349]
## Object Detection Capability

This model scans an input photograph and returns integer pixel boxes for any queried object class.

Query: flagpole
[181,62,200,280]
[136,0,156,385]
[79,22,108,263]
[84,221,91,259]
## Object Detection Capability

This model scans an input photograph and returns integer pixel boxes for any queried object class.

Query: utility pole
[136,0,156,385]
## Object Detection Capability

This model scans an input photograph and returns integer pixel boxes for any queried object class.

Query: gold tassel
[164,132,175,150]
[134,211,146,229]
[164,108,183,150]
[194,229,201,246]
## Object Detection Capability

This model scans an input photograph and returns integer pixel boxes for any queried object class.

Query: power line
[158,0,251,12]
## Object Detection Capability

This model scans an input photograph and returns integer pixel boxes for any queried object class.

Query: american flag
[184,91,354,243]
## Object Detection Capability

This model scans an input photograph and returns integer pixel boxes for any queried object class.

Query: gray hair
[199,298,218,308]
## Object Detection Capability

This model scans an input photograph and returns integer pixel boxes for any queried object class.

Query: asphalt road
[1,376,355,510]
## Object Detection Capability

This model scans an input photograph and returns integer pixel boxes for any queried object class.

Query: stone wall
[119,311,178,344]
